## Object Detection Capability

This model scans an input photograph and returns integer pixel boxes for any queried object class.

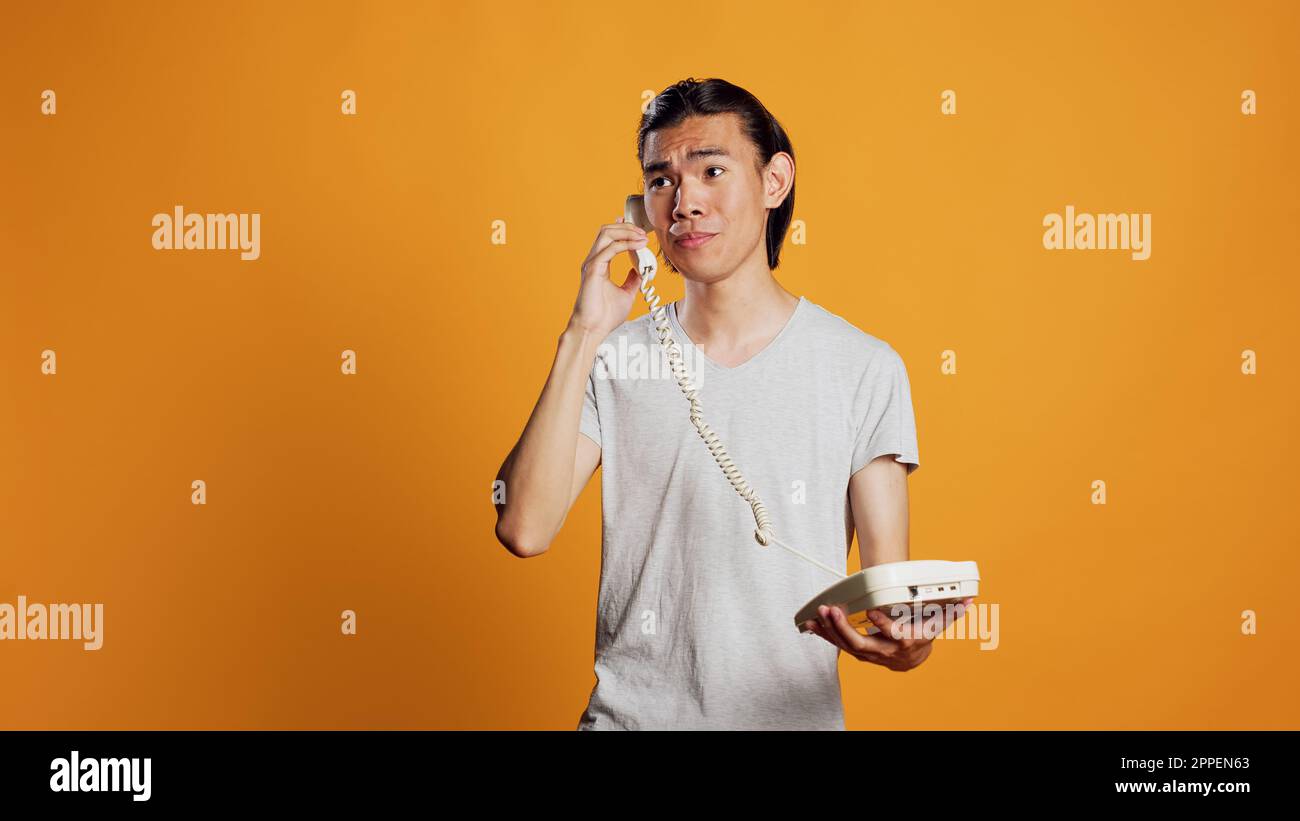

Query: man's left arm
[803,454,969,671]
[849,452,910,568]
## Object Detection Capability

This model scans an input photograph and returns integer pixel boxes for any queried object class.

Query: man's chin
[664,257,740,286]
[664,258,707,282]
[676,268,732,285]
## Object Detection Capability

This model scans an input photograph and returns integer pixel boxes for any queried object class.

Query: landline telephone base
[793,560,979,636]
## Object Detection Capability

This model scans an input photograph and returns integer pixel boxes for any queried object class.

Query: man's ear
[763,151,794,209]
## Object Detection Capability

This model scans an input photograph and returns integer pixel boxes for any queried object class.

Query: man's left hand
[801,597,973,672]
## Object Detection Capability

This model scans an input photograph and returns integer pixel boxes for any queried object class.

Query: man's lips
[675,232,717,248]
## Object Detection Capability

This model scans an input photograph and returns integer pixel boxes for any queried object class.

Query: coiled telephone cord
[636,268,846,581]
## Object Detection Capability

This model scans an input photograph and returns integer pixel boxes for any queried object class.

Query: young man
[494,78,965,730]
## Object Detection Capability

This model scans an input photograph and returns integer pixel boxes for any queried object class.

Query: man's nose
[672,181,706,222]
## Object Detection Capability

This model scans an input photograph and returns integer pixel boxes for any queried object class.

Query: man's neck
[677,264,800,362]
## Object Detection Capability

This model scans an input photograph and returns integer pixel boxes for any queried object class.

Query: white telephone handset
[623,194,980,636]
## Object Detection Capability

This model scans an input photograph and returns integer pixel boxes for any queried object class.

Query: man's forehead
[642,114,750,170]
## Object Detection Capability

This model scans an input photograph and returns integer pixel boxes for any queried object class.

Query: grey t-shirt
[576,295,920,730]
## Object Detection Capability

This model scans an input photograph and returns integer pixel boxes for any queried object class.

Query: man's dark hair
[636,77,796,272]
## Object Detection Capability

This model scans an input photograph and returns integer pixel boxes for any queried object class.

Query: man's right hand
[569,216,650,338]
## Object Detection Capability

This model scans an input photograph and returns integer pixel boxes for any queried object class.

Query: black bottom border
[0,729,1286,808]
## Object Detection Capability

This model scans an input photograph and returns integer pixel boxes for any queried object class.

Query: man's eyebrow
[642,146,731,176]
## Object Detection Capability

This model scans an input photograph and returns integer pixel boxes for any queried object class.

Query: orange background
[1,1,1297,729]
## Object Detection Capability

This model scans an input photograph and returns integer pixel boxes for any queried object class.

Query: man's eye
[650,167,723,189]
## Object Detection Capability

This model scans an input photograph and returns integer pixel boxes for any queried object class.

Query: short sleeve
[849,347,919,477]
[579,370,601,448]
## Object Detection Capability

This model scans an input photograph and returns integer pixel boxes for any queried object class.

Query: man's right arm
[492,322,604,558]
[493,214,649,557]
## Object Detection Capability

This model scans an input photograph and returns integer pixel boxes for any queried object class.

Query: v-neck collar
[665,296,807,375]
